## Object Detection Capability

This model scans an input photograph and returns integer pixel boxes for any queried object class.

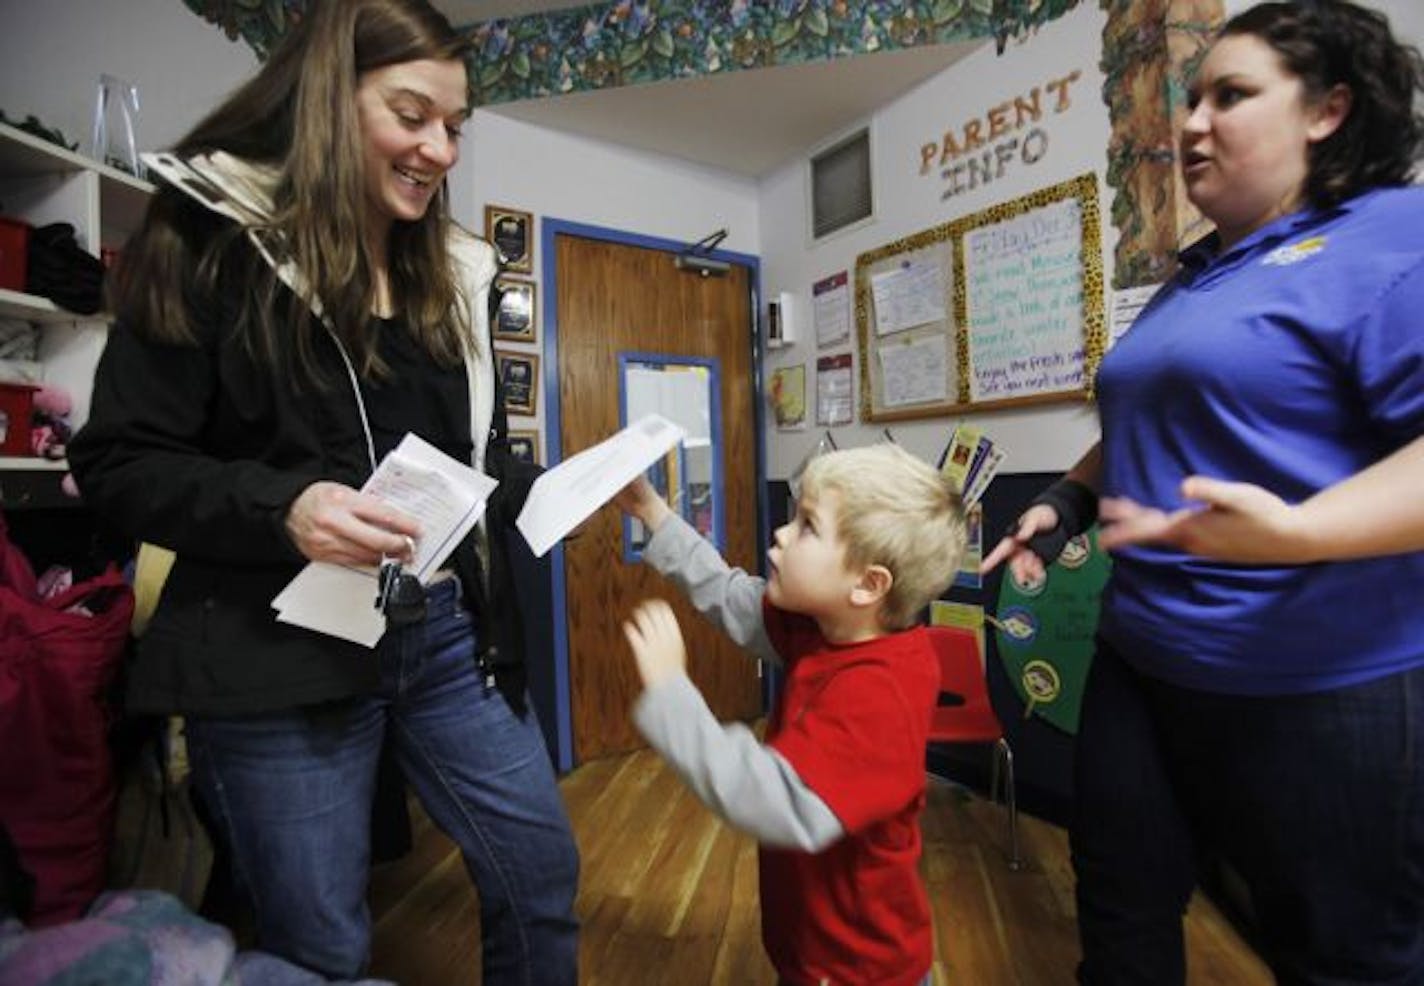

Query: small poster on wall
[870,254,948,336]
[815,353,853,426]
[812,270,850,348]
[769,364,806,430]
[1109,283,1160,345]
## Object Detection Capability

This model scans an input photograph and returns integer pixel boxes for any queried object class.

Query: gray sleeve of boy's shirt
[642,513,780,666]
[634,674,845,851]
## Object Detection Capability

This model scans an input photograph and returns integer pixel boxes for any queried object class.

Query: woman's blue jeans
[186,578,579,983]
[1072,641,1424,986]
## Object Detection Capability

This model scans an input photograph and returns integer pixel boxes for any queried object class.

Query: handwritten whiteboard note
[870,255,948,336]
[879,335,948,407]
[964,198,1084,402]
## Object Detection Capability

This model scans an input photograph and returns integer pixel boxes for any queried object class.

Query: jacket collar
[142,150,279,227]
[141,151,500,475]
[142,150,330,319]
[141,150,497,339]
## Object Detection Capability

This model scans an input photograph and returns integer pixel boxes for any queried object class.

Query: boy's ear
[849,564,893,608]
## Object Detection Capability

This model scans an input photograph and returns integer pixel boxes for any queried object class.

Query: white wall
[446,107,761,448]
[758,5,1110,477]
[0,0,258,155]
[450,111,759,255]
[1380,0,1424,42]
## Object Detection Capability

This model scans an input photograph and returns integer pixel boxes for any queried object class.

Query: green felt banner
[993,526,1109,734]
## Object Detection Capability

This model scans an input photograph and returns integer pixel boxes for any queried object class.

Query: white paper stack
[272,433,498,647]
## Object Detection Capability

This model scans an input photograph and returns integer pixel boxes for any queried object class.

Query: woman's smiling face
[354,57,469,230]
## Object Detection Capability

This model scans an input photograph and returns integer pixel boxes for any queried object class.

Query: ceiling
[433,1,981,177]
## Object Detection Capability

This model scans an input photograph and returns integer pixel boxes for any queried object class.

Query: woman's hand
[980,503,1061,583]
[284,480,422,566]
[622,599,688,690]
[613,475,672,533]
[1098,476,1311,563]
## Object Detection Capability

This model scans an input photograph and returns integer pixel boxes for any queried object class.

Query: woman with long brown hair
[69,1,578,980]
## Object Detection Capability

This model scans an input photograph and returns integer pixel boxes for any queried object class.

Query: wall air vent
[810,128,872,240]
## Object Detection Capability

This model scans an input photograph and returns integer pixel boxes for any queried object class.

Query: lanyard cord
[235,221,381,477]
[325,326,378,476]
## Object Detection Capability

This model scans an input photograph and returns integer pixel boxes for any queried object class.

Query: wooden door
[557,233,761,762]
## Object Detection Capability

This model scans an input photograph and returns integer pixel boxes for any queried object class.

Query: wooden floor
[368,745,1273,985]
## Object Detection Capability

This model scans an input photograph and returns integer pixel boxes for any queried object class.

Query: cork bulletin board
[856,173,1106,422]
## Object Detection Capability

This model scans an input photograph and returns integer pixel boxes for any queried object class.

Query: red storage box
[0,217,30,292]
[0,382,39,456]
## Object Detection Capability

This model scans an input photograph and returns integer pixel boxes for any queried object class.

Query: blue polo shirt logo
[1261,235,1327,266]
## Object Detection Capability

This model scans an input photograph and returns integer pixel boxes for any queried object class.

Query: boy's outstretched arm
[615,477,777,665]
[623,601,844,852]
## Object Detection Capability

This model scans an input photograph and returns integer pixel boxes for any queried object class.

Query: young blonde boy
[617,443,966,986]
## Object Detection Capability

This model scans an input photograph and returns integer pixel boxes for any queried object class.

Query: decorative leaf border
[184,0,1084,105]
[466,0,1087,104]
[183,0,304,61]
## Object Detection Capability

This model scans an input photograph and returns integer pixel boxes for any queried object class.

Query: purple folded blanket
[0,890,393,985]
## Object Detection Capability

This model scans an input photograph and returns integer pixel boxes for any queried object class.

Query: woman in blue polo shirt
[984,1,1424,982]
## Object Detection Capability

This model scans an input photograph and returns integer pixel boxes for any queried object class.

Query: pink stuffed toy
[30,383,73,460]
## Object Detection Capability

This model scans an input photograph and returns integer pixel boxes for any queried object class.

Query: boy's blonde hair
[800,443,967,630]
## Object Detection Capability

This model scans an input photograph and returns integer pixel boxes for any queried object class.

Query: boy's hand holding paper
[516,414,685,557]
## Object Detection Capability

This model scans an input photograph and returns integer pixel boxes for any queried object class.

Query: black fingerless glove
[1019,478,1099,566]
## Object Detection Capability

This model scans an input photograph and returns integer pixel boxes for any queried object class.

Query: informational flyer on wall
[952,501,984,590]
[870,254,948,336]
[815,353,853,426]
[1109,283,1161,345]
[878,335,949,407]
[812,270,850,349]
[770,364,807,430]
[930,600,987,669]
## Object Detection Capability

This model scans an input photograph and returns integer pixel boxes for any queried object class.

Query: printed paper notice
[870,256,948,336]
[1110,284,1161,345]
[952,502,984,590]
[930,600,987,669]
[815,353,853,426]
[878,335,948,407]
[770,364,807,430]
[812,271,851,348]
